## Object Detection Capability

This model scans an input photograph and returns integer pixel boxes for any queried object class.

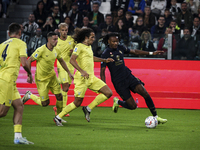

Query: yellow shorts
[74,72,106,98]
[57,61,74,84]
[35,74,61,101]
[0,79,21,107]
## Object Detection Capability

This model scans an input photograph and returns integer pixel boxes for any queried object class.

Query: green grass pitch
[0,105,200,150]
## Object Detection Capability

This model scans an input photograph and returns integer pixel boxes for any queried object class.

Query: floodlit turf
[0,105,200,150]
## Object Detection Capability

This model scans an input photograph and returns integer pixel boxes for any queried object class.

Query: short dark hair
[105,14,112,18]
[103,32,121,46]
[47,32,58,38]
[183,26,191,33]
[73,28,94,43]
[8,23,21,35]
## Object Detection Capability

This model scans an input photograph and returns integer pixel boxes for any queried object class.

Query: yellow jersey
[0,38,27,82]
[32,44,62,81]
[56,36,76,70]
[72,43,94,76]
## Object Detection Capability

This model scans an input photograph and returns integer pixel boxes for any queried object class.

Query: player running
[53,28,114,126]
[100,32,167,124]
[0,23,34,144]
[53,23,77,117]
[22,32,73,123]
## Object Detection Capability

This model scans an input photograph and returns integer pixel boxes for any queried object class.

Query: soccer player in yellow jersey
[53,28,114,126]
[22,32,73,123]
[53,23,76,117]
[0,23,34,144]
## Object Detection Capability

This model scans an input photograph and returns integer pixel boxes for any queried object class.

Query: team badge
[116,55,120,61]
[34,53,38,58]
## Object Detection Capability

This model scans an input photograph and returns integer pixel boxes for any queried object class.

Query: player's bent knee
[104,89,113,98]
[0,111,7,117]
[41,100,50,107]
[130,105,137,110]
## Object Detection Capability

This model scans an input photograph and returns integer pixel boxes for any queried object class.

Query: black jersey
[101,45,132,84]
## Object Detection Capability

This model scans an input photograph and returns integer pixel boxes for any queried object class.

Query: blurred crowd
[1,0,200,60]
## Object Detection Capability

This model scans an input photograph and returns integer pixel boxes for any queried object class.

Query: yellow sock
[62,91,68,109]
[30,94,42,106]
[56,101,63,114]
[88,94,108,110]
[58,102,77,118]
[14,124,22,133]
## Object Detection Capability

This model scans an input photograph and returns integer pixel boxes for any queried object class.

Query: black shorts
[113,75,144,101]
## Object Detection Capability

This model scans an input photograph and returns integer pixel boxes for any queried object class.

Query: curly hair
[102,32,121,46]
[73,28,94,43]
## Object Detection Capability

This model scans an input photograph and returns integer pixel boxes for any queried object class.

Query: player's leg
[50,75,64,115]
[53,97,83,126]
[56,68,71,116]
[112,79,136,112]
[12,99,34,144]
[60,82,70,117]
[53,74,86,126]
[0,104,10,117]
[22,79,50,106]
[134,84,167,124]
[12,84,34,144]
[83,77,112,122]
[0,79,12,117]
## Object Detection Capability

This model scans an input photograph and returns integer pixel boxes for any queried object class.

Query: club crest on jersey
[34,53,38,58]
[74,47,78,52]
[116,55,120,61]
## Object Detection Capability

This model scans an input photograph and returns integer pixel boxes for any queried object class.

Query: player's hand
[153,51,164,55]
[105,58,114,63]
[69,73,74,80]
[27,74,33,84]
[81,70,89,79]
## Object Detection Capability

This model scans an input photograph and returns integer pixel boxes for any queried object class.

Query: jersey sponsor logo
[74,47,78,52]
[34,53,38,58]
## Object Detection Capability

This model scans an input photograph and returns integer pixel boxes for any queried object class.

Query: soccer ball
[145,116,158,128]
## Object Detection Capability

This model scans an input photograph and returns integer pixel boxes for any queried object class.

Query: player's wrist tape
[149,52,153,55]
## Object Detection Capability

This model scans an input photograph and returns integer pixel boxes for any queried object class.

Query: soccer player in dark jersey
[100,32,167,124]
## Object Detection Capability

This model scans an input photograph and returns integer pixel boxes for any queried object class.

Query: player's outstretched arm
[21,57,33,83]
[100,67,106,83]
[70,54,89,79]
[58,58,74,80]
[93,56,114,63]
[130,49,164,55]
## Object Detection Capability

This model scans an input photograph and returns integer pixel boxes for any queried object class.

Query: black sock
[118,100,132,110]
[144,96,157,116]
